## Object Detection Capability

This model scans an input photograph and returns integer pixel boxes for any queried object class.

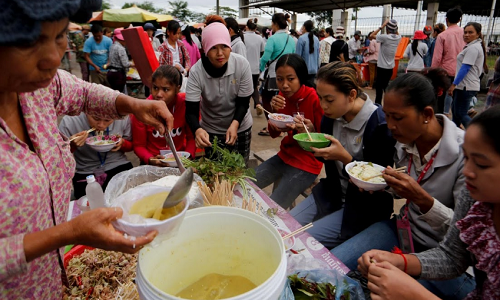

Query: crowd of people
[2,0,500,299]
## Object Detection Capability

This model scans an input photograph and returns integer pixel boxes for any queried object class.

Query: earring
[424,120,429,124]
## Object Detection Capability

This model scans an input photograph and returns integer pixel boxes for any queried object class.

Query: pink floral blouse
[0,70,120,298]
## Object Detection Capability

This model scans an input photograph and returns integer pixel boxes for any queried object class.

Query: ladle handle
[165,131,186,173]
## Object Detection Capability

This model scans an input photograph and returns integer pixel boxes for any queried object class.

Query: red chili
[85,287,94,300]
[76,276,82,286]
[290,249,299,254]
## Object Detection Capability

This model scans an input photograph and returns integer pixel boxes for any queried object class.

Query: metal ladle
[162,167,194,208]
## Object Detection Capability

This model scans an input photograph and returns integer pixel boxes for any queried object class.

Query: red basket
[63,245,94,268]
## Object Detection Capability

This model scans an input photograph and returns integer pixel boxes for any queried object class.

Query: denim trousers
[452,89,477,128]
[330,219,476,300]
[289,194,345,249]
[255,155,317,209]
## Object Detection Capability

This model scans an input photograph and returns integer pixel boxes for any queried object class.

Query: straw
[282,223,313,240]
[68,128,96,142]
[363,166,407,181]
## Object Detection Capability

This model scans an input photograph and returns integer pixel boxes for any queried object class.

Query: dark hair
[275,54,308,86]
[434,23,446,35]
[103,27,112,35]
[464,22,488,73]
[469,105,500,154]
[411,38,419,56]
[420,67,451,99]
[189,26,197,34]
[225,17,244,43]
[205,15,226,26]
[90,23,103,34]
[247,18,258,31]
[386,72,438,112]
[182,25,193,46]
[167,20,180,38]
[316,61,364,98]
[325,27,334,37]
[446,7,463,24]
[303,20,315,54]
[152,65,183,87]
[272,13,290,30]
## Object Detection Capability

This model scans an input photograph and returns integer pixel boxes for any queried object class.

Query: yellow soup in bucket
[129,192,184,221]
[176,273,256,299]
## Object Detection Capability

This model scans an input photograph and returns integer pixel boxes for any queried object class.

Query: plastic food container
[86,134,121,152]
[346,161,388,191]
[269,113,294,130]
[293,133,333,152]
[136,206,287,300]
[160,151,191,167]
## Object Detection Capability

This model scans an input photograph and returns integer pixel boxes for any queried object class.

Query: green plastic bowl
[293,133,333,152]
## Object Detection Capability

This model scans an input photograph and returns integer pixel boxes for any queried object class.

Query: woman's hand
[111,135,123,152]
[226,121,239,145]
[70,208,157,254]
[367,262,440,300]
[271,94,286,111]
[195,128,211,148]
[311,136,352,164]
[383,167,434,213]
[116,96,174,135]
[292,115,314,133]
[447,84,456,96]
[149,155,170,167]
[268,120,291,133]
[70,131,89,147]
[358,250,405,277]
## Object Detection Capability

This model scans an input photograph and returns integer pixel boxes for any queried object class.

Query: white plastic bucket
[136,206,287,300]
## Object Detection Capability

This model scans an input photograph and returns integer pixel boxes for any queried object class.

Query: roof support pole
[425,2,439,27]
[486,0,497,46]
[382,4,391,34]
[414,1,424,32]
[239,0,249,18]
[292,13,297,30]
[216,0,220,16]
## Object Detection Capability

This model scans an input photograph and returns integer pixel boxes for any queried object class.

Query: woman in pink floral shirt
[0,1,174,298]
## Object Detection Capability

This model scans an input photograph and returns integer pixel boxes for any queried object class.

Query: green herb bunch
[288,274,350,300]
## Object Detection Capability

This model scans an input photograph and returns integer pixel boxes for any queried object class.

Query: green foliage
[122,1,166,14]
[167,0,206,22]
[101,0,112,10]
[210,6,238,19]
[288,274,351,300]
[306,11,333,29]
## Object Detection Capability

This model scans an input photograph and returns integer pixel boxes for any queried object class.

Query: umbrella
[89,5,173,28]
[236,16,272,27]
[68,22,82,31]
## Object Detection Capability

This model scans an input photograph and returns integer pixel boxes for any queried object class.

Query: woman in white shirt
[404,30,428,72]
[225,17,246,58]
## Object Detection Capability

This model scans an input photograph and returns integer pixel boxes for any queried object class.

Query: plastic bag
[278,255,365,300]
[104,165,204,209]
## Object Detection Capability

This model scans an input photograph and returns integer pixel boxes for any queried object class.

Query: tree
[307,11,333,28]
[101,0,112,10]
[122,1,166,14]
[209,6,238,19]
[167,0,200,22]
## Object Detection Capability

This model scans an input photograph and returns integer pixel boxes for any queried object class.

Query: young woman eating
[290,61,395,248]
[332,71,473,299]
[132,65,195,165]
[255,54,323,209]
[358,106,500,300]
[185,16,254,162]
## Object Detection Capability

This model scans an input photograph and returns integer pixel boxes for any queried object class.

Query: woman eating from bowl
[289,61,395,248]
[254,54,323,209]
[331,71,474,299]
[448,22,487,128]
[132,65,196,166]
[185,16,254,162]
[358,106,500,300]
[59,113,133,199]
[0,1,175,297]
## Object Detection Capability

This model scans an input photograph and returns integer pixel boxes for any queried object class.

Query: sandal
[258,127,270,136]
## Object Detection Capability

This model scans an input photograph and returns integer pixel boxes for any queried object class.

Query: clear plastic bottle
[85,175,105,209]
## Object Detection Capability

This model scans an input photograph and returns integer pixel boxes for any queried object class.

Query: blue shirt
[83,36,112,71]
[296,33,320,74]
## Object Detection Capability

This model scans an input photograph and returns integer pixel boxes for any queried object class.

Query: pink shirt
[431,24,466,76]
[182,37,201,66]
[0,70,120,298]
[364,40,380,63]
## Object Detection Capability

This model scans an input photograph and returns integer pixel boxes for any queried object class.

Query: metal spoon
[165,131,186,173]
[162,167,194,208]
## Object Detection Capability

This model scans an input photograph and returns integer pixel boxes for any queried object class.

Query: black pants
[375,67,394,105]
[106,70,126,92]
[251,74,261,108]
[72,162,133,200]
[204,127,252,164]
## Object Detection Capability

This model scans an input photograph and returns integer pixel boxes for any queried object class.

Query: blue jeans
[255,155,318,209]
[290,194,345,249]
[331,219,476,299]
[452,89,477,128]
[443,93,453,114]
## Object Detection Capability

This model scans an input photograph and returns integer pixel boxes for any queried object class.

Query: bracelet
[392,246,408,273]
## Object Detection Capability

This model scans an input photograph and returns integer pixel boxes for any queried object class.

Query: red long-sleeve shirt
[131,93,196,163]
[269,85,324,175]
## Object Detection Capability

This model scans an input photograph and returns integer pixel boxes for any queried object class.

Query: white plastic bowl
[86,135,120,152]
[111,185,189,240]
[269,113,294,130]
[346,161,388,191]
[160,151,191,167]
[278,229,296,251]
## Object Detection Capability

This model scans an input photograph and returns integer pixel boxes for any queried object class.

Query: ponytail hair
[411,39,419,56]
[303,20,315,54]
[225,17,244,43]
[182,26,194,46]
[152,65,183,88]
[272,13,290,30]
[247,18,258,31]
